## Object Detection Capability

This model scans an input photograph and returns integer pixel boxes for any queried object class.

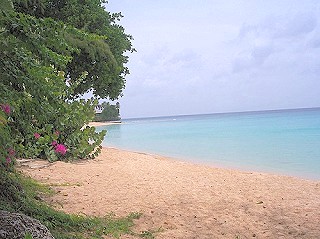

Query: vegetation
[1,3,97,161]
[0,1,155,238]
[1,0,134,161]
[12,0,135,100]
[0,170,155,239]
[95,102,121,122]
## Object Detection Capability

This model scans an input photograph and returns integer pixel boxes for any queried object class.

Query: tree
[95,102,121,122]
[1,0,133,161]
[12,0,135,100]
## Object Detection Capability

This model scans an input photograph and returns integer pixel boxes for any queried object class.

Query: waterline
[97,108,320,180]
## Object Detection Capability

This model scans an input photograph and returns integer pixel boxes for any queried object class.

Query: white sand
[87,121,121,127]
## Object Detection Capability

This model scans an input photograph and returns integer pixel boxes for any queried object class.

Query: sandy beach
[88,121,121,127]
[20,147,320,239]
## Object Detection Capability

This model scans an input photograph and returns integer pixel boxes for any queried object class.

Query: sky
[105,0,320,119]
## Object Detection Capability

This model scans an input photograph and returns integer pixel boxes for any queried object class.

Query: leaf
[24,232,33,239]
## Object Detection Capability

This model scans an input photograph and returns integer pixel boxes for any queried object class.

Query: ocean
[96,108,320,180]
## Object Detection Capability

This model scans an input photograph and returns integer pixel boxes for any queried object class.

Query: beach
[20,147,320,239]
[88,121,121,127]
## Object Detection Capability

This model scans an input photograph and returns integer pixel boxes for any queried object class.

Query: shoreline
[87,121,121,127]
[21,147,320,238]
[106,146,319,182]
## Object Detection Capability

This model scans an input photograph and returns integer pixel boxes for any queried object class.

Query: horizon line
[122,106,320,120]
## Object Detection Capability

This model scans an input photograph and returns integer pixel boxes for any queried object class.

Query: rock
[0,210,55,239]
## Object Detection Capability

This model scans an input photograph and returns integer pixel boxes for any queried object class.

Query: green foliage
[95,102,121,122]
[49,0,135,99]
[0,103,15,170]
[0,3,111,161]
[0,0,135,163]
[0,0,14,11]
[24,232,33,239]
[0,171,156,239]
[12,0,135,100]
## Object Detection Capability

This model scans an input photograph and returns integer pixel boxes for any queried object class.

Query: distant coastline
[122,106,320,121]
[88,121,121,127]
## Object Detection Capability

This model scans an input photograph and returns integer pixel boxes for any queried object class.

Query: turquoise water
[97,108,320,180]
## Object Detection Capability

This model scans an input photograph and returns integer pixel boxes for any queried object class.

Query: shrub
[1,8,106,162]
[0,103,14,170]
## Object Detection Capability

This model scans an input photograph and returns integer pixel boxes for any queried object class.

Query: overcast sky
[105,0,320,119]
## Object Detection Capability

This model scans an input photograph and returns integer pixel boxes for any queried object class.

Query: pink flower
[6,157,11,164]
[7,148,15,157]
[54,131,60,136]
[34,133,40,139]
[0,104,11,115]
[54,144,67,155]
[51,141,57,147]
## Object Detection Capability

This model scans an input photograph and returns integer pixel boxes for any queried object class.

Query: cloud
[106,1,320,118]
[252,45,273,63]
[307,29,320,48]
[137,48,203,86]
[275,13,317,38]
[309,37,320,48]
[239,13,317,40]
[232,44,274,72]
[233,11,318,73]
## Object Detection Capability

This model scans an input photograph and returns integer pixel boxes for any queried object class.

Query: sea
[96,108,320,180]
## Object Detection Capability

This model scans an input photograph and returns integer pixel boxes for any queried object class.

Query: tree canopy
[12,0,135,99]
[95,102,121,122]
[0,0,133,164]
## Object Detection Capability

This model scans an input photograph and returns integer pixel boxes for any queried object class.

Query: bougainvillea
[34,133,41,139]
[54,144,67,155]
[0,104,11,115]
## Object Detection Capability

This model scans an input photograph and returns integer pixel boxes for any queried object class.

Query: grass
[0,170,156,239]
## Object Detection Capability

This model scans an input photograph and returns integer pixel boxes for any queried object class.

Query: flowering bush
[5,147,15,165]
[1,7,107,163]
[29,129,68,161]
[0,104,11,115]
[0,103,14,170]
[54,144,67,155]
